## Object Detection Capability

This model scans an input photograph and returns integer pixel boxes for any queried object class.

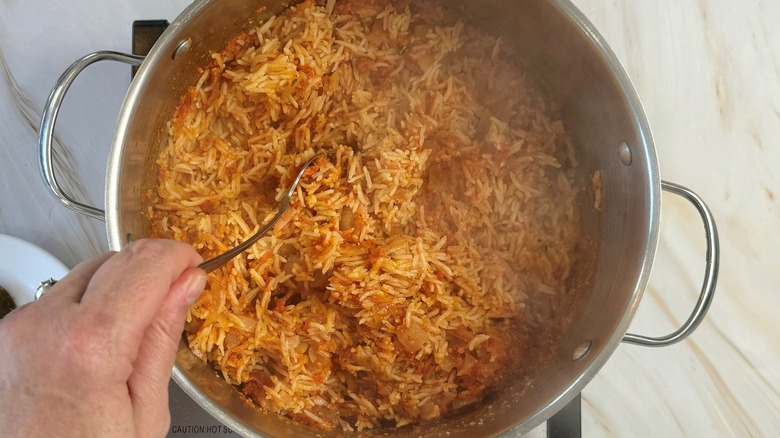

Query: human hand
[0,239,206,438]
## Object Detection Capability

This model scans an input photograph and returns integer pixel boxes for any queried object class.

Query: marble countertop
[1,0,778,436]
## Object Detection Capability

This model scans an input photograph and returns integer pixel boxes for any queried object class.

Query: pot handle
[622,180,720,347]
[38,51,145,221]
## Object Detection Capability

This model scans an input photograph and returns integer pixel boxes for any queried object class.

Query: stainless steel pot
[38,0,719,436]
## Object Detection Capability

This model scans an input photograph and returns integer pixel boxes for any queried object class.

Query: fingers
[79,239,203,358]
[37,252,115,304]
[0,239,207,438]
[128,267,206,437]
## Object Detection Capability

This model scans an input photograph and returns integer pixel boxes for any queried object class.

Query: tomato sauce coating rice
[149,0,581,431]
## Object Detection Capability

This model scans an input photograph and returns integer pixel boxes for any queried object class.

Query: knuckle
[148,318,182,348]
[127,239,169,264]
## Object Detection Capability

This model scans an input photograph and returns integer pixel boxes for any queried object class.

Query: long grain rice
[149,0,581,431]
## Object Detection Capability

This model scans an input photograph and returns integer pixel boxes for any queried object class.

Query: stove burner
[131,20,169,78]
[547,393,582,438]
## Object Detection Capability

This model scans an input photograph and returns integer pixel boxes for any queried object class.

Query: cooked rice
[149,0,581,431]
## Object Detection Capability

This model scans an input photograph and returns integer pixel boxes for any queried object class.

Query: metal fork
[197,152,325,273]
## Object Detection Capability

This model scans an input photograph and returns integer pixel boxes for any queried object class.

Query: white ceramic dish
[0,234,69,307]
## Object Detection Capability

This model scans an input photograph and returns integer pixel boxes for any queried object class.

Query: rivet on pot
[618,140,632,166]
[173,38,193,60]
[572,340,592,361]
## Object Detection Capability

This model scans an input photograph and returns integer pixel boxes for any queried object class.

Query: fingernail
[185,271,208,306]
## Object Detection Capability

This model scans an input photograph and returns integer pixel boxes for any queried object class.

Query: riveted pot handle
[622,180,720,347]
[38,51,145,221]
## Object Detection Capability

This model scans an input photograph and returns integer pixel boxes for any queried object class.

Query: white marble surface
[1,0,778,436]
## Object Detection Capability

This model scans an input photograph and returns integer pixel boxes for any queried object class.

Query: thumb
[128,268,207,437]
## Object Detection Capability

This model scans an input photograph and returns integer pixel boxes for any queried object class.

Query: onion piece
[397,320,428,353]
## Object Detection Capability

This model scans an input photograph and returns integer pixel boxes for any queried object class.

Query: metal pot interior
[106,0,659,436]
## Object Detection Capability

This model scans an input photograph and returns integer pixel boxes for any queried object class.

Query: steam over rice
[149,0,581,431]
